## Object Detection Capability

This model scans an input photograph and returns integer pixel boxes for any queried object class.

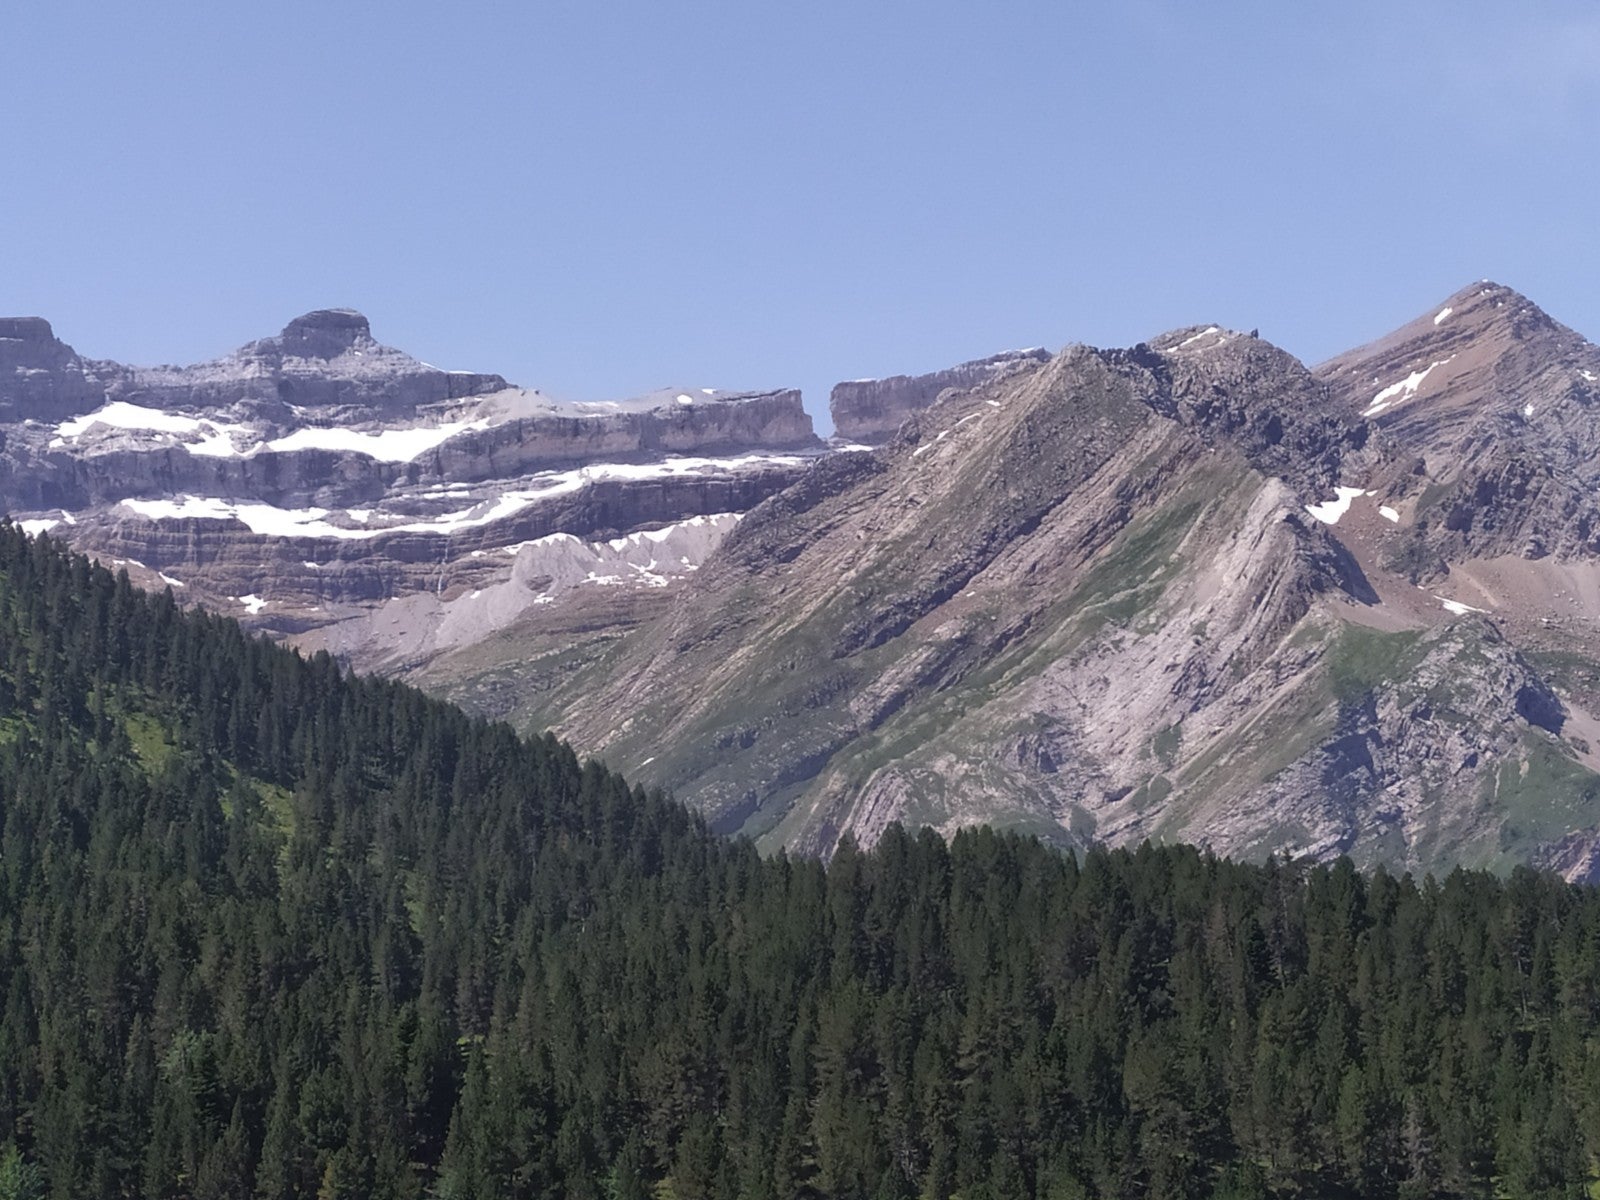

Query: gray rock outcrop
[829,348,1052,443]
[0,317,104,423]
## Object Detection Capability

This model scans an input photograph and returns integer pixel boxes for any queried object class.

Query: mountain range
[8,281,1600,878]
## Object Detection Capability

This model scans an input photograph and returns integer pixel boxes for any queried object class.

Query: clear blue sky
[4,2,1598,432]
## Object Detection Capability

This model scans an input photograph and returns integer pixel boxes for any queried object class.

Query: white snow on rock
[1378,506,1400,523]
[158,573,185,588]
[237,594,268,614]
[17,518,60,536]
[1171,326,1224,352]
[676,394,694,405]
[188,424,252,458]
[115,456,803,542]
[1438,597,1486,616]
[1581,370,1597,382]
[1524,403,1535,418]
[263,418,493,462]
[51,401,495,464]
[1364,357,1454,417]
[1433,306,1453,325]
[55,401,206,441]
[1304,487,1367,525]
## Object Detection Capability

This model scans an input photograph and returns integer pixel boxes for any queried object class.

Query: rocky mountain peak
[1315,281,1586,422]
[0,316,59,344]
[1105,326,1368,494]
[277,308,373,359]
[1315,280,1600,563]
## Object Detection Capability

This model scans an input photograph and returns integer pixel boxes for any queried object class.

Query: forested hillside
[3,522,1600,1199]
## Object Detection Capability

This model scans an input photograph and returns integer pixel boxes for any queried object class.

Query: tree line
[0,521,1596,1198]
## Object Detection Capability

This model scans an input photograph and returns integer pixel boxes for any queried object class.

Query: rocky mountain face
[829,348,1052,443]
[0,310,825,653]
[12,284,1600,881]
[0,317,103,422]
[411,285,1600,881]
[1317,281,1600,564]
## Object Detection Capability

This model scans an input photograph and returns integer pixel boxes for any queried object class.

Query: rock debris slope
[0,309,825,664]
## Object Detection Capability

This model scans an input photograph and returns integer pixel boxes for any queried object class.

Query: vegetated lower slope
[9,525,1600,1198]
[470,309,1600,876]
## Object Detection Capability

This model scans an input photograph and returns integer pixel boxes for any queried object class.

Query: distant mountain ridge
[12,284,1600,878]
[411,282,1600,880]
[0,309,824,660]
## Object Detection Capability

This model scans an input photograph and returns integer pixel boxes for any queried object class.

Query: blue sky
[4,2,1598,431]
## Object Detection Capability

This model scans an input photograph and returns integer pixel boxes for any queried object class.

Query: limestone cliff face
[829,348,1052,443]
[105,308,510,415]
[0,309,822,653]
[0,318,104,423]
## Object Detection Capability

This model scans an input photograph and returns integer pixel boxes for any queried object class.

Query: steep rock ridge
[510,334,1376,844]
[829,348,1052,443]
[449,308,1600,877]
[0,310,822,657]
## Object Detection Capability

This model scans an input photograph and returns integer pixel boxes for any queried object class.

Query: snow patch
[55,401,207,440]
[1433,306,1453,325]
[17,518,60,536]
[1438,597,1486,616]
[237,594,268,615]
[1378,506,1400,523]
[676,394,694,405]
[117,458,798,542]
[1524,403,1535,418]
[1304,487,1367,525]
[53,402,497,464]
[264,418,492,462]
[1172,326,1223,352]
[158,573,185,588]
[1364,357,1454,417]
